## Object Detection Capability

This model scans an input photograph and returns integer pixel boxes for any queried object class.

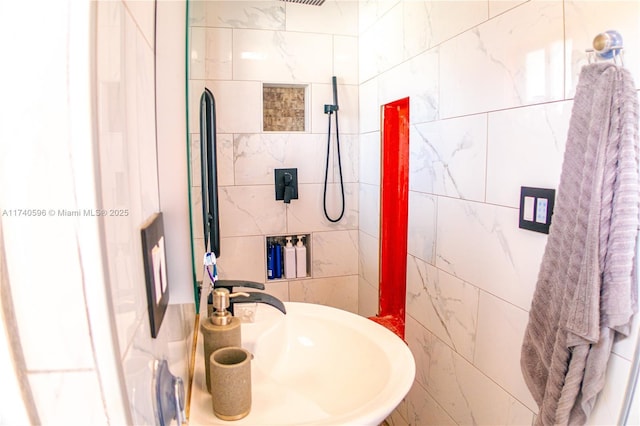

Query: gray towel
[521,63,639,425]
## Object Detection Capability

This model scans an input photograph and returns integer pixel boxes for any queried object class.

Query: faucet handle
[214,279,265,291]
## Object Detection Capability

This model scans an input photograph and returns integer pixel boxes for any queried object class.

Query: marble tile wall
[360,1,640,425]
[95,2,194,424]
[2,0,199,422]
[8,1,635,423]
[0,5,106,423]
[189,0,360,313]
[0,1,137,423]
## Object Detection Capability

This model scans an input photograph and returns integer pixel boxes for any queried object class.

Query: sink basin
[189,302,415,425]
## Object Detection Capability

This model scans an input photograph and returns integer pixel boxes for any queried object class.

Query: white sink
[189,302,415,426]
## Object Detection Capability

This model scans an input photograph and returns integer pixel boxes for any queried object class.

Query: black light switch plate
[141,212,169,338]
[519,186,555,234]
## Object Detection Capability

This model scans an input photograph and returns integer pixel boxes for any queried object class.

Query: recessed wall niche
[263,84,307,132]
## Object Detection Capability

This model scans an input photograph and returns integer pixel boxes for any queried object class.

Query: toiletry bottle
[295,235,307,278]
[267,242,274,280]
[200,288,247,393]
[273,241,282,279]
[283,236,296,279]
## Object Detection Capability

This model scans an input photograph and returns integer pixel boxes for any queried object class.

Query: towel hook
[586,30,624,66]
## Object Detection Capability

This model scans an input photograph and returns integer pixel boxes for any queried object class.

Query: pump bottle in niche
[283,237,296,279]
[273,242,282,279]
[266,241,283,279]
[295,235,307,278]
[267,242,274,280]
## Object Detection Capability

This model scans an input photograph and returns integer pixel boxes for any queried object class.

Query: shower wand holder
[324,104,338,114]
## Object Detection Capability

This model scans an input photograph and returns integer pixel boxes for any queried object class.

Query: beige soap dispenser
[200,288,248,393]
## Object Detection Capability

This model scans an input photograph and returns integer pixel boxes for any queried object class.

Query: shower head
[280,0,325,6]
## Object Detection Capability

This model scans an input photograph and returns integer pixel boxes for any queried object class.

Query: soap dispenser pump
[200,288,248,393]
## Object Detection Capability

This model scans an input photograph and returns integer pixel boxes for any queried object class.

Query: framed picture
[141,212,169,338]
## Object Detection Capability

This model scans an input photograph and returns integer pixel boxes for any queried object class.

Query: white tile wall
[0,1,143,423]
[406,315,534,425]
[358,182,380,237]
[262,279,290,303]
[219,185,287,237]
[233,133,328,185]
[204,27,233,80]
[486,101,572,208]
[9,0,637,424]
[217,236,267,282]
[406,256,479,362]
[334,36,360,85]
[95,1,195,422]
[189,1,640,425]
[410,114,487,201]
[439,1,564,118]
[0,297,29,423]
[206,1,285,30]
[488,0,527,19]
[357,276,378,318]
[407,191,437,264]
[311,83,360,134]
[123,0,156,48]
[435,197,547,310]
[405,381,455,425]
[234,29,334,82]
[1,0,95,369]
[359,3,404,82]
[394,49,440,124]
[203,81,263,133]
[190,27,206,80]
[102,5,169,359]
[359,78,380,133]
[406,1,489,56]
[359,131,381,185]
[312,230,358,278]
[287,183,359,232]
[28,372,108,425]
[365,1,640,424]
[190,1,360,311]
[289,275,358,313]
[358,230,379,288]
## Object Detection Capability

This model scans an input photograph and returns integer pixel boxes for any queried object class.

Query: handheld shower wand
[324,77,339,114]
[323,76,345,223]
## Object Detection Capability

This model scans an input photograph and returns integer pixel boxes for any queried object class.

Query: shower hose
[323,103,345,223]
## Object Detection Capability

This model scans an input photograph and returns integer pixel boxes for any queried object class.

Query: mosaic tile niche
[263,85,306,132]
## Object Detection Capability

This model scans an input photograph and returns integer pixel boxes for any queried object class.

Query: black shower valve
[274,168,298,203]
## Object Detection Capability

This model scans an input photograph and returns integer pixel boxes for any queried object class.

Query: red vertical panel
[376,97,410,339]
